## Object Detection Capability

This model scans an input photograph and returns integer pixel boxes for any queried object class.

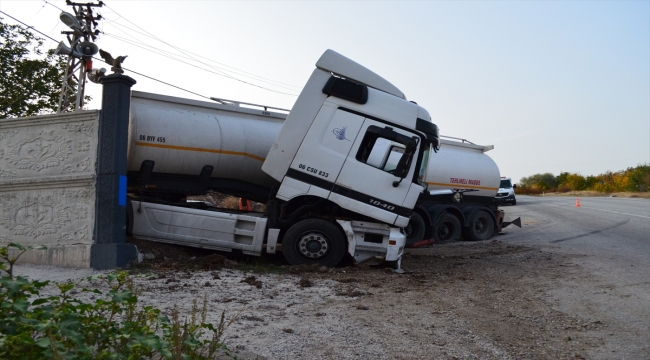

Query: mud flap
[502,217,522,229]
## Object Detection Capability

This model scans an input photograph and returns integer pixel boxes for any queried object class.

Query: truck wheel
[434,213,461,243]
[282,219,346,267]
[404,212,426,247]
[512,199,516,206]
[463,209,495,241]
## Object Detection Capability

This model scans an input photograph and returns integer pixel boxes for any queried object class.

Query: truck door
[332,117,420,225]
[282,106,365,199]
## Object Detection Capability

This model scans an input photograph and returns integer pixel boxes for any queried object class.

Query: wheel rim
[438,223,451,240]
[297,232,330,259]
[474,216,489,236]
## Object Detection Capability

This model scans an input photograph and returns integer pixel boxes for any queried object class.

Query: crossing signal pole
[55,1,104,113]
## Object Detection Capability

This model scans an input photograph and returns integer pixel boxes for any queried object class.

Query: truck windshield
[500,179,512,188]
[418,144,431,186]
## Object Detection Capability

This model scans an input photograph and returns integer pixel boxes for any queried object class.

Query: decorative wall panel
[0,111,99,249]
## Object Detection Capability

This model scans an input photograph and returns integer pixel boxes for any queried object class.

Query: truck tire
[463,209,495,241]
[512,199,516,206]
[282,219,346,267]
[433,213,461,243]
[405,212,426,247]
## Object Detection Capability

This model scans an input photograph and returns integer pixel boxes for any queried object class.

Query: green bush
[0,243,234,360]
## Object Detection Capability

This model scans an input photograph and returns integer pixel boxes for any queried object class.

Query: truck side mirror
[513,184,517,189]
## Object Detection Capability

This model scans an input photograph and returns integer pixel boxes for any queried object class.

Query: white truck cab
[263,50,439,228]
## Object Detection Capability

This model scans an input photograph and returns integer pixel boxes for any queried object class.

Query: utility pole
[55,0,104,113]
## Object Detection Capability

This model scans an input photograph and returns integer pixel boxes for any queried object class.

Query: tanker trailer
[404,136,520,247]
[126,49,442,268]
[127,91,286,202]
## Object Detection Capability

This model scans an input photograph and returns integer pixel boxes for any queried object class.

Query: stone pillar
[91,74,138,269]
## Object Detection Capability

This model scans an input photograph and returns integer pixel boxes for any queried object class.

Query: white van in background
[496,177,517,205]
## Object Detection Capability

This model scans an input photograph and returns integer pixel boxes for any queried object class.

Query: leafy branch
[0,243,237,359]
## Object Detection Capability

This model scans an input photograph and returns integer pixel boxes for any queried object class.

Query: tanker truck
[126,49,440,268]
[403,137,521,247]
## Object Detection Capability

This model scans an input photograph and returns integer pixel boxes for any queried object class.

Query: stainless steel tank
[425,138,500,198]
[128,91,286,189]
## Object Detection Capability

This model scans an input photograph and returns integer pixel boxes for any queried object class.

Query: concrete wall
[1,74,138,269]
[0,111,99,268]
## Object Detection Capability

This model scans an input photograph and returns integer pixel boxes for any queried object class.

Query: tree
[585,175,599,190]
[556,172,570,187]
[519,164,649,194]
[564,173,587,191]
[626,164,650,192]
[0,17,64,119]
[519,172,557,191]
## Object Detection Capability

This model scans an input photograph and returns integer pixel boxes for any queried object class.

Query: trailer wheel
[463,209,495,241]
[404,212,426,247]
[282,219,346,267]
[434,213,461,243]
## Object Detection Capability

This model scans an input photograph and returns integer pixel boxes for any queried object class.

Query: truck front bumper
[337,220,406,264]
[496,194,516,204]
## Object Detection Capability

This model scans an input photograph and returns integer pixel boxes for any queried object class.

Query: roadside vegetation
[0,243,236,360]
[516,164,650,197]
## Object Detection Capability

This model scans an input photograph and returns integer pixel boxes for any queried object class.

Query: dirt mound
[128,237,234,271]
[197,253,227,270]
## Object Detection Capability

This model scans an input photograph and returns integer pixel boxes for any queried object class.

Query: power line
[43,1,65,12]
[97,22,299,95]
[120,67,213,101]
[102,20,300,92]
[102,32,299,96]
[0,10,217,102]
[0,11,59,43]
[103,17,299,88]
[1,9,299,100]
[102,4,301,91]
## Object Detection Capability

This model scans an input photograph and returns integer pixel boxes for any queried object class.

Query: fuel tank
[425,138,500,199]
[127,91,286,190]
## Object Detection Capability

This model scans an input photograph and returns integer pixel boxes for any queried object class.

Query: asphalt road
[497,195,650,358]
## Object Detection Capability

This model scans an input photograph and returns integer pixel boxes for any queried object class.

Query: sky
[1,0,649,184]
